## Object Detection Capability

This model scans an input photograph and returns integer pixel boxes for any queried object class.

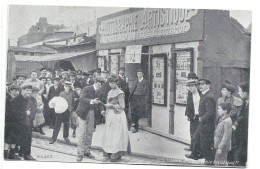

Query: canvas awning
[15,50,96,62]
[15,50,97,72]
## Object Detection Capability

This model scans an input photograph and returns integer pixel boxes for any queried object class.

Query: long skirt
[102,109,130,155]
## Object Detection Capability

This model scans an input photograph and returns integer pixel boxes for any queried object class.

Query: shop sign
[98,8,198,44]
[125,45,142,63]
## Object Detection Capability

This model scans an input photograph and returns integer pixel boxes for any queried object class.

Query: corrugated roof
[15,50,96,62]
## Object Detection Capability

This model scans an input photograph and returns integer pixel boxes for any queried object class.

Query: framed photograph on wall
[150,54,168,106]
[174,48,194,105]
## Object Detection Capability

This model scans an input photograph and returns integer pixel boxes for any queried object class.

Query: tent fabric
[68,51,97,72]
[15,50,96,62]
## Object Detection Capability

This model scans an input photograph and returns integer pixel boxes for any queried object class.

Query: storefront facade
[96,8,250,141]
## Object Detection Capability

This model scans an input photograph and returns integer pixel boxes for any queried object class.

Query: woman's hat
[221,80,236,94]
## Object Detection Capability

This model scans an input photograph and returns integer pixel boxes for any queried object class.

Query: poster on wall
[151,55,167,105]
[175,49,193,105]
[98,57,105,71]
[125,45,142,63]
[110,55,119,75]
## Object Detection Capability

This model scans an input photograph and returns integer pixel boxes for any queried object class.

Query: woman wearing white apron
[102,75,131,162]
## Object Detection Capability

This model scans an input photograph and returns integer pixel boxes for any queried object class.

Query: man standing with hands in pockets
[76,76,105,162]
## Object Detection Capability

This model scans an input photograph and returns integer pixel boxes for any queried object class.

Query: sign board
[175,49,193,105]
[125,45,142,63]
[97,8,204,50]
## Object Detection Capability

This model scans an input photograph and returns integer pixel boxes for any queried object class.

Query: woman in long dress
[102,75,130,162]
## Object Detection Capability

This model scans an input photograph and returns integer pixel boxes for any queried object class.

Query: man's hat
[186,80,197,86]
[101,70,108,73]
[187,72,198,79]
[21,83,33,90]
[53,77,60,81]
[61,71,69,76]
[95,76,105,83]
[198,78,211,85]
[9,84,20,91]
[64,81,72,86]
[137,69,144,73]
[16,74,26,79]
[82,72,89,76]
[40,67,47,72]
[119,67,125,71]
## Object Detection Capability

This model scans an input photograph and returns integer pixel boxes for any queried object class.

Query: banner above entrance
[96,8,204,50]
[125,45,142,63]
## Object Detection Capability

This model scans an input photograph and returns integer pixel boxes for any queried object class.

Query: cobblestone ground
[31,137,180,165]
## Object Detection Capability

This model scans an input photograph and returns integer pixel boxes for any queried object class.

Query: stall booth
[96,8,251,142]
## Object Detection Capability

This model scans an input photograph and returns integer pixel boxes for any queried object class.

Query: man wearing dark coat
[46,77,64,128]
[117,67,130,129]
[11,84,35,160]
[233,82,249,166]
[76,76,105,162]
[186,79,216,165]
[129,69,149,133]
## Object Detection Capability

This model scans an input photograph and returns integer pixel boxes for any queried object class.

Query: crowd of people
[4,67,148,162]
[184,73,249,166]
[4,67,249,165]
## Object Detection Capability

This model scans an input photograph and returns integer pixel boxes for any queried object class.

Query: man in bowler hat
[129,69,149,133]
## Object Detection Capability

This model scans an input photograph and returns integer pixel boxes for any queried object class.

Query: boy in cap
[11,84,35,160]
[4,84,20,160]
[129,69,149,133]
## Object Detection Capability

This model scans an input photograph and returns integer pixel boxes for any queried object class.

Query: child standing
[214,102,233,166]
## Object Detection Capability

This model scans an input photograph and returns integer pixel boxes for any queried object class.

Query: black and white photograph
[1,0,255,168]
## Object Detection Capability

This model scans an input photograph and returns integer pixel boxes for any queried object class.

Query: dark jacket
[117,76,130,108]
[235,100,249,146]
[185,90,201,120]
[76,85,104,120]
[129,78,149,104]
[11,94,30,130]
[199,90,216,124]
[99,81,111,104]
[48,85,64,101]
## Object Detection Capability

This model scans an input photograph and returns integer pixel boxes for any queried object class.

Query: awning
[15,50,96,62]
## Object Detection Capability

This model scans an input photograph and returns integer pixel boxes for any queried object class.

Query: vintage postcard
[3,4,251,168]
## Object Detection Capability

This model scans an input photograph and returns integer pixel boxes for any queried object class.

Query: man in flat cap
[129,69,149,133]
[11,84,36,160]
[76,76,105,162]
[60,71,70,86]
[186,78,216,165]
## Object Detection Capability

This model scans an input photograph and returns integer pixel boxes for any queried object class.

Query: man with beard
[12,84,35,160]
